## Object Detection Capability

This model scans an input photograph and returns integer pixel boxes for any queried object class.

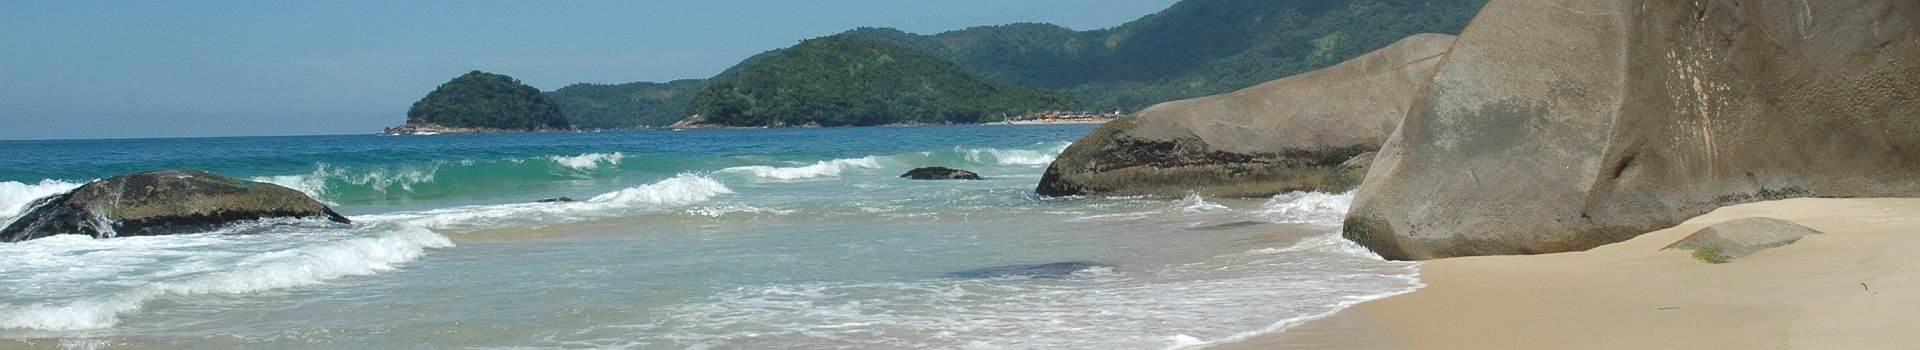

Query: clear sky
[1,0,1179,140]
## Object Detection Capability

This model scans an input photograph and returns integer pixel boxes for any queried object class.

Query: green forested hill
[685,36,1079,127]
[553,0,1487,128]
[406,70,571,131]
[550,79,708,129]
[842,0,1487,110]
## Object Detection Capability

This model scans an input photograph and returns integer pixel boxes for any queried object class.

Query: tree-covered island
[384,70,572,134]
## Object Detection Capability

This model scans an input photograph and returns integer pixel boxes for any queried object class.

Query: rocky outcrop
[1344,0,1920,260]
[2,170,349,242]
[900,167,983,180]
[379,123,523,135]
[1035,34,1455,198]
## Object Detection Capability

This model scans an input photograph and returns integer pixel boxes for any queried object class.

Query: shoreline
[1212,197,1920,349]
[660,118,1112,130]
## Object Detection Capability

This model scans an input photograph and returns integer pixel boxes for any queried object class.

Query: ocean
[0,125,1417,349]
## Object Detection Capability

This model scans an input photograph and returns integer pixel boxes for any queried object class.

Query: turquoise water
[0,125,1416,349]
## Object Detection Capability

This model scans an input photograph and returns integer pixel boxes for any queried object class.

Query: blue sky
[1,1,1178,140]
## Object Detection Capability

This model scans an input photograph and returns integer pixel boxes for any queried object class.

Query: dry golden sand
[1212,197,1920,349]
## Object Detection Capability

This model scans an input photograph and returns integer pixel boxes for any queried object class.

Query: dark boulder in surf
[2,170,349,242]
[946,261,1113,279]
[536,197,576,203]
[901,167,983,180]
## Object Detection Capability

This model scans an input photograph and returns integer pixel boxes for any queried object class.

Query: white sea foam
[718,157,882,182]
[620,235,1419,349]
[251,164,439,203]
[252,173,334,205]
[550,152,623,170]
[1176,193,1232,214]
[358,174,732,230]
[1252,191,1354,227]
[0,225,452,331]
[588,174,733,206]
[963,147,1057,166]
[0,179,87,226]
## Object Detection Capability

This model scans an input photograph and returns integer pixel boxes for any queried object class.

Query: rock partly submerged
[900,167,983,180]
[1344,0,1920,260]
[1035,33,1455,198]
[1,170,349,242]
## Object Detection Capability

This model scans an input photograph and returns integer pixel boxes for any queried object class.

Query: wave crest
[718,157,882,182]
[357,174,733,230]
[0,225,452,331]
[588,174,734,206]
[0,179,87,226]
[1252,191,1354,227]
[550,152,623,170]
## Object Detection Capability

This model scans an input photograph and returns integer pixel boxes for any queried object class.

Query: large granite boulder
[2,170,350,242]
[1344,0,1920,260]
[1035,34,1455,198]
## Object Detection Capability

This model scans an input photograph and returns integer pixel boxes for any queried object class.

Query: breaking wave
[0,224,452,331]
[0,179,87,227]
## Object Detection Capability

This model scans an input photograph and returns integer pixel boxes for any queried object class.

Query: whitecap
[550,152,623,170]
[718,157,882,182]
[1251,191,1354,227]
[964,147,1056,166]
[251,163,439,203]
[0,179,87,226]
[587,174,733,207]
[357,174,732,230]
[1176,193,1231,214]
[0,225,452,331]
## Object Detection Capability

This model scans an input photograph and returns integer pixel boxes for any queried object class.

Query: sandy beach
[1214,197,1920,349]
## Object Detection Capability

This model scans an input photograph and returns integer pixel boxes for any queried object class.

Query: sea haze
[0,125,1416,348]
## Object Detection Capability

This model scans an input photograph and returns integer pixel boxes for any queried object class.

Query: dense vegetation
[549,79,708,129]
[407,71,571,131]
[685,36,1080,127]
[842,0,1488,111]
[549,0,1487,128]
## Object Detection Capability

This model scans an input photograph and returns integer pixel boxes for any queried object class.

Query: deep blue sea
[0,125,1416,349]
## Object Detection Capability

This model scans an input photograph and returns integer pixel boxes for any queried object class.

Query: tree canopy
[684,36,1080,127]
[550,0,1488,128]
[842,0,1488,111]
[550,79,708,129]
[407,70,571,131]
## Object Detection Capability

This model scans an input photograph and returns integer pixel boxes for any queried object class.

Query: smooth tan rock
[1345,0,1920,260]
[1036,34,1455,198]
[1664,217,1822,262]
